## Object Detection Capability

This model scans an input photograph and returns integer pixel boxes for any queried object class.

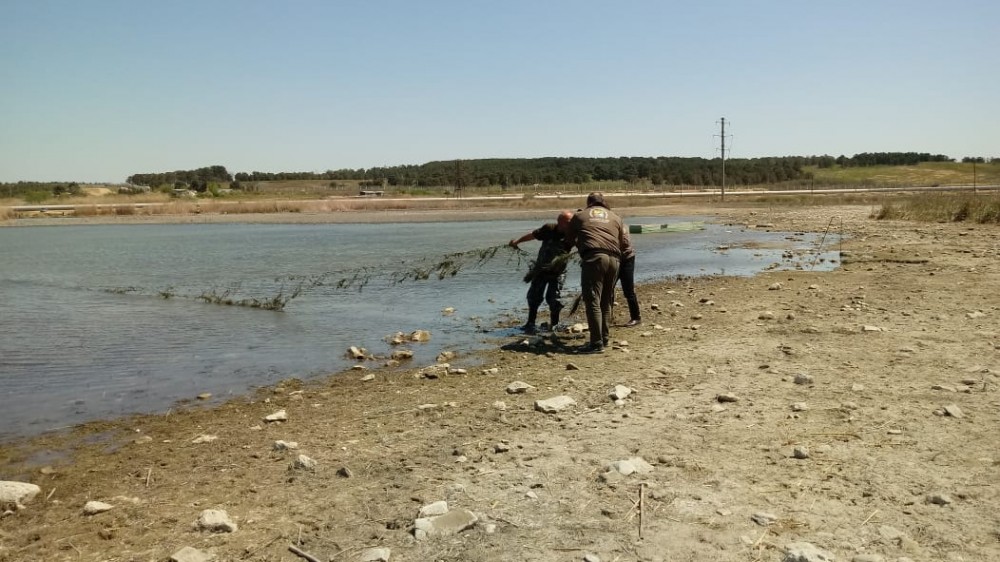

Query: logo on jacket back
[588,208,609,222]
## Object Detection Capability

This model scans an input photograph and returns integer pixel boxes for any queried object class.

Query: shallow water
[0,216,838,441]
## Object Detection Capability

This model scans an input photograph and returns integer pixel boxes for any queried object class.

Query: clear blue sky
[1,0,997,183]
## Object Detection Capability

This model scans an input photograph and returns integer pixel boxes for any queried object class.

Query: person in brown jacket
[564,192,629,353]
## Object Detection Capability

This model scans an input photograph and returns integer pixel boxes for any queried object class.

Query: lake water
[0,216,839,442]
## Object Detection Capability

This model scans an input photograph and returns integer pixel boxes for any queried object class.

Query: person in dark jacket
[618,228,641,327]
[508,210,573,334]
[563,193,629,353]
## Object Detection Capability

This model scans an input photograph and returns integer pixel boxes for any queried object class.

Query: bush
[23,191,49,204]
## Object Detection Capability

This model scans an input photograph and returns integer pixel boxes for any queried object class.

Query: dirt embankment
[1,204,999,562]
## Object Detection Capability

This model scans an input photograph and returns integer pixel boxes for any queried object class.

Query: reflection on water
[0,217,838,441]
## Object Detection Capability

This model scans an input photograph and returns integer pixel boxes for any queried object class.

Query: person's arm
[508,231,536,248]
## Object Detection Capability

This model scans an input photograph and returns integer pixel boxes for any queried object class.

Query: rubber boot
[522,308,538,334]
[549,302,563,328]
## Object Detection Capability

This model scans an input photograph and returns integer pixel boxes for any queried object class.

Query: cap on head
[586,192,608,208]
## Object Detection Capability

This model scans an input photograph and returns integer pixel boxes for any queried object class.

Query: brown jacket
[566,205,627,258]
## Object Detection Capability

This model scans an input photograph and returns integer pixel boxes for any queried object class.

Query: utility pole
[715,118,731,201]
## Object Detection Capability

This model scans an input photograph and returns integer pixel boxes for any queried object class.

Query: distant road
[7,184,998,213]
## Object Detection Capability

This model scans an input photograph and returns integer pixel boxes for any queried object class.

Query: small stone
[196,509,237,533]
[927,493,953,505]
[264,409,287,422]
[360,547,391,562]
[506,381,534,394]
[196,393,212,400]
[170,546,214,562]
[794,373,814,385]
[419,500,449,517]
[792,446,810,459]
[292,455,317,471]
[943,404,965,418]
[751,511,778,526]
[716,393,739,403]
[82,501,114,515]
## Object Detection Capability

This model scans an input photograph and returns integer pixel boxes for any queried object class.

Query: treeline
[126,165,232,191]
[0,181,82,199]
[226,152,971,189]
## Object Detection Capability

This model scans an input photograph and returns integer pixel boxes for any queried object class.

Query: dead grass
[874,192,1000,223]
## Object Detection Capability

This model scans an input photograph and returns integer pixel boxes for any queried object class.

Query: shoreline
[2,204,998,562]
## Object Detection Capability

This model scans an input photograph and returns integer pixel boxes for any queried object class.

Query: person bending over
[508,210,573,334]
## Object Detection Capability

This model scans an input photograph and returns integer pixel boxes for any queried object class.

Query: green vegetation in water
[103,244,530,311]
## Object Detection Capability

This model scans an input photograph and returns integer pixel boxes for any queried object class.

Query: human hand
[508,239,518,248]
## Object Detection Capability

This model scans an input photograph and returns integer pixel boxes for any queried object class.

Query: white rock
[196,509,238,533]
[506,381,535,394]
[273,440,299,451]
[0,481,41,509]
[783,541,835,562]
[609,385,633,401]
[264,409,287,422]
[534,395,576,413]
[419,500,449,517]
[82,500,114,515]
[293,455,317,471]
[360,547,391,562]
[170,546,214,562]
[191,434,217,444]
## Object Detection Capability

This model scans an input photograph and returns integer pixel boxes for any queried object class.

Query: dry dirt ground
[1,204,999,562]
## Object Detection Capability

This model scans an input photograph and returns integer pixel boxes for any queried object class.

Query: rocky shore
[2,204,998,562]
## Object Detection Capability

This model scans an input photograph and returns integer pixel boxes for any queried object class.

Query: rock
[792,446,810,459]
[441,307,455,316]
[191,434,217,444]
[419,500,449,517]
[263,409,287,422]
[481,367,499,375]
[134,435,153,444]
[196,393,212,400]
[448,367,467,375]
[273,440,298,451]
[170,546,214,562]
[851,554,885,562]
[410,330,432,342]
[494,443,510,453]
[862,325,883,332]
[610,457,654,476]
[196,509,237,533]
[751,512,778,526]
[292,455,317,471]
[966,310,985,319]
[566,363,581,370]
[716,393,739,403]
[927,493,953,505]
[390,349,414,360]
[609,385,633,401]
[336,466,353,478]
[437,350,456,362]
[0,481,41,510]
[82,500,114,515]
[534,395,576,413]
[759,311,776,320]
[794,373,814,385]
[783,541,835,562]
[584,554,601,562]
[361,373,375,382]
[943,404,964,418]
[791,402,809,412]
[506,381,535,394]
[769,283,783,291]
[347,346,366,359]
[413,508,478,538]
[492,400,507,410]
[360,547,391,561]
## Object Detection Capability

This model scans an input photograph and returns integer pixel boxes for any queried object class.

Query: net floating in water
[628,222,705,234]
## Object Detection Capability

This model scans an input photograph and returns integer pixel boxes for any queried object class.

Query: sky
[1,0,997,183]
